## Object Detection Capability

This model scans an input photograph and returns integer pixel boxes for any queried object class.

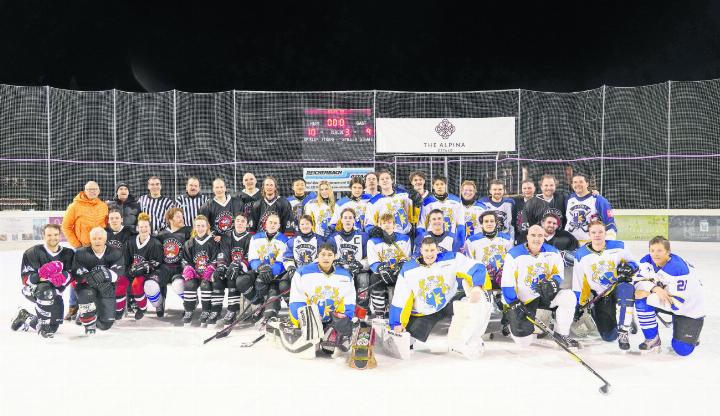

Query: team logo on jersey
[318,209,331,233]
[230,248,246,264]
[384,199,409,230]
[525,262,556,291]
[493,210,508,233]
[379,246,408,268]
[163,239,181,263]
[297,249,316,265]
[107,239,123,249]
[310,286,342,318]
[217,211,233,232]
[257,243,280,265]
[419,275,450,310]
[568,204,595,233]
[590,260,618,286]
[194,253,210,273]
[465,212,479,237]
[132,254,145,266]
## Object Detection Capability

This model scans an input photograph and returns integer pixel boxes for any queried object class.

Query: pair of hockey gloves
[38,261,66,287]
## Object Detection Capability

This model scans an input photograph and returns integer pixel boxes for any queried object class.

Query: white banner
[303,167,375,192]
[376,117,516,154]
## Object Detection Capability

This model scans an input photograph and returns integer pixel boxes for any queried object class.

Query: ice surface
[1,241,718,416]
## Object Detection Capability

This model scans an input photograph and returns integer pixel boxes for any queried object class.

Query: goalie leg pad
[269,304,323,360]
[549,289,576,336]
[447,297,492,360]
[382,328,412,360]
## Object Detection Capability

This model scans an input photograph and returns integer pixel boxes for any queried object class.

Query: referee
[175,176,208,228]
[137,176,176,234]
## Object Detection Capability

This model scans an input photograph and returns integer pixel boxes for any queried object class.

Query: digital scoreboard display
[301,108,375,160]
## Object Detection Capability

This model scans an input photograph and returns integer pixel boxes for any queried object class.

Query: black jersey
[249,196,293,233]
[156,226,192,265]
[106,226,137,250]
[238,189,261,217]
[20,244,75,286]
[517,191,568,243]
[181,235,227,274]
[545,229,579,252]
[222,230,252,266]
[199,196,245,236]
[123,235,164,272]
[71,246,125,281]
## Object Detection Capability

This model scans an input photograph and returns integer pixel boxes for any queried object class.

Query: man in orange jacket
[62,181,109,320]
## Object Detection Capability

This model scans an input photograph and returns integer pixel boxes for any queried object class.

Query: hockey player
[106,208,136,250]
[364,172,379,198]
[327,208,370,311]
[364,170,413,236]
[464,211,513,290]
[249,176,293,234]
[459,180,488,240]
[180,215,227,326]
[573,220,638,349]
[501,224,577,348]
[11,223,74,338]
[479,179,516,242]
[387,237,492,359]
[541,212,578,269]
[267,243,356,359]
[284,215,324,273]
[634,236,704,356]
[328,177,370,232]
[286,178,316,235]
[367,213,412,318]
[303,180,336,237]
[564,174,616,243]
[118,213,163,321]
[245,213,290,322]
[214,213,252,324]
[416,176,465,246]
[513,179,535,238]
[147,207,192,318]
[71,227,125,335]
[413,208,462,256]
[239,172,261,205]
[199,177,244,239]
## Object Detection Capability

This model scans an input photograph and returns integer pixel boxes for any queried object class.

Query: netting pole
[46,86,51,210]
[444,156,448,179]
[372,90,377,170]
[112,89,117,190]
[599,85,606,194]
[495,153,499,178]
[429,156,433,179]
[458,156,462,194]
[233,90,238,193]
[666,81,672,210]
[516,89,521,194]
[173,90,178,197]
[393,156,397,180]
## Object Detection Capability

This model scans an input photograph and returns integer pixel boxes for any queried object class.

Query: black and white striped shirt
[175,193,209,227]
[137,194,176,235]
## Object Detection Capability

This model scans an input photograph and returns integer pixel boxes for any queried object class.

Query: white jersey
[367,234,412,273]
[572,240,637,304]
[248,232,290,276]
[327,195,371,233]
[463,232,514,275]
[388,251,489,328]
[288,263,356,325]
[462,201,489,239]
[501,243,564,304]
[417,194,465,238]
[303,199,334,237]
[564,193,617,242]
[479,197,515,241]
[326,230,370,270]
[364,191,413,235]
[635,254,704,319]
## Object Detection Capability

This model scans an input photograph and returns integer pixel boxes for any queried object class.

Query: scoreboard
[302,108,374,143]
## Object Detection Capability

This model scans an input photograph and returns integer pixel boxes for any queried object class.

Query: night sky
[1,0,719,92]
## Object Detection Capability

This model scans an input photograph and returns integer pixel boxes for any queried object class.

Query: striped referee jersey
[138,194,176,234]
[175,193,209,227]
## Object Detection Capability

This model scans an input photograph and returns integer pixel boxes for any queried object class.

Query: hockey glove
[368,226,384,239]
[573,304,585,322]
[347,260,363,277]
[38,261,63,280]
[285,266,297,279]
[201,265,216,281]
[537,278,560,302]
[87,266,112,287]
[47,272,67,288]
[182,265,197,281]
[129,261,150,277]
[377,263,396,285]
[212,263,227,281]
[256,264,274,284]
[616,262,639,283]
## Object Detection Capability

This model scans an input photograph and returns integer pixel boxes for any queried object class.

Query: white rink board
[0,241,718,416]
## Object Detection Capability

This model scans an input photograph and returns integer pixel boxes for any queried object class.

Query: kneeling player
[501,225,576,348]
[367,213,412,318]
[386,237,492,360]
[181,215,227,326]
[634,236,704,356]
[71,227,125,335]
[267,243,357,359]
[327,208,370,313]
[11,223,74,338]
[573,220,638,349]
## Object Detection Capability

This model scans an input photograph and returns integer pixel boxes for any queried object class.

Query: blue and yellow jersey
[416,194,466,245]
[463,232,513,276]
[388,251,489,328]
[367,233,412,273]
[289,263,356,326]
[328,195,371,232]
[248,232,289,276]
[364,192,413,235]
[572,240,637,304]
[636,254,705,319]
[500,243,564,304]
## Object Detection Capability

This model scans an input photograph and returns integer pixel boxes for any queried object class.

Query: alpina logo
[435,119,455,140]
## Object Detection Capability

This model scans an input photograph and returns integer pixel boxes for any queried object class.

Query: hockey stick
[203,288,290,344]
[656,310,672,328]
[239,333,266,347]
[522,306,612,395]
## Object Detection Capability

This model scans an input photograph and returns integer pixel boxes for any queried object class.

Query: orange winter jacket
[62,192,109,248]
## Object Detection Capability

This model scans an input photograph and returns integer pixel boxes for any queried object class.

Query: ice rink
[1,241,717,416]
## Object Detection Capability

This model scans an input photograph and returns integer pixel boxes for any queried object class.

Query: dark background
[1,0,719,92]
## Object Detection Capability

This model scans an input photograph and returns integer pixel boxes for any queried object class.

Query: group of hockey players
[12,169,705,365]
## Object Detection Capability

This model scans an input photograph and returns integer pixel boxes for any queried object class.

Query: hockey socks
[635,297,659,341]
